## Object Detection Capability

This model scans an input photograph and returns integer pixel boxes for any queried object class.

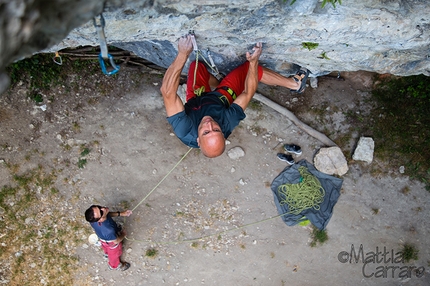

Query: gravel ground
[1,63,429,286]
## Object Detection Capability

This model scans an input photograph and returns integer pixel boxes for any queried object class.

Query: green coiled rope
[277,166,325,215]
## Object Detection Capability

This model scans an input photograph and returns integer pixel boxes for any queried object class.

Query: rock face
[1,0,430,94]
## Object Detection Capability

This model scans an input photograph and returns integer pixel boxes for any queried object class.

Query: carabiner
[188,30,198,51]
[53,51,62,65]
[207,49,218,71]
[98,54,120,76]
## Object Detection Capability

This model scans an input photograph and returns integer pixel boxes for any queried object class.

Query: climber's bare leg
[260,66,300,90]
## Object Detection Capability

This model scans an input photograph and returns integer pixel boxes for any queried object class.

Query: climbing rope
[277,166,325,215]
[130,147,193,212]
[124,164,325,245]
[121,145,288,245]
[122,161,326,245]
[123,148,193,243]
[125,211,293,245]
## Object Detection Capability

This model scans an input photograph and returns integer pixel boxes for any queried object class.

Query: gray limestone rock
[1,0,430,95]
[352,137,375,163]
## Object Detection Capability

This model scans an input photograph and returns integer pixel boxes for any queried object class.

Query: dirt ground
[1,62,429,286]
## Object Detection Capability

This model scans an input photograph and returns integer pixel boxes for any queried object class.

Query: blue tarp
[270,160,343,230]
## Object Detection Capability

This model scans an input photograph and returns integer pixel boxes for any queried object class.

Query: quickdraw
[93,13,120,75]
[188,30,223,95]
[206,49,220,78]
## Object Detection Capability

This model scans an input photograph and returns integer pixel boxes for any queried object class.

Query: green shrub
[371,75,430,190]
[310,226,328,247]
[145,248,159,257]
[302,42,319,51]
[400,244,419,262]
[6,54,63,91]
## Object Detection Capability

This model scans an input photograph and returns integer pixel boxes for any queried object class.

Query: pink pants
[186,61,263,104]
[101,241,122,269]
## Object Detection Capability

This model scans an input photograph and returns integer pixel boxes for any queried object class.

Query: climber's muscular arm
[160,35,193,116]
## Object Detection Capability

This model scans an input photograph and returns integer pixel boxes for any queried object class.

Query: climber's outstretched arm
[160,35,193,116]
[233,42,262,111]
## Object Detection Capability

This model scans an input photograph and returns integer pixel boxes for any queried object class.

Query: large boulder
[314,146,349,176]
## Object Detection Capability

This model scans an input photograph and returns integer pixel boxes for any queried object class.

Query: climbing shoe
[277,153,295,165]
[283,144,302,155]
[292,68,310,93]
[119,262,130,271]
[109,261,130,271]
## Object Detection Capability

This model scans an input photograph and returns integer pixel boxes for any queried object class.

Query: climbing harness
[188,30,223,96]
[216,86,237,100]
[52,51,62,65]
[188,31,239,106]
[277,166,325,215]
[93,13,120,75]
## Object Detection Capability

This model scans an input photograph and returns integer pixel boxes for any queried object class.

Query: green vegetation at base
[7,54,63,91]
[371,75,430,190]
[0,165,86,285]
[5,52,100,103]
[310,226,328,247]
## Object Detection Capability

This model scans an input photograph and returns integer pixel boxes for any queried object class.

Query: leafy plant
[302,42,319,51]
[77,158,87,169]
[77,146,90,168]
[29,92,44,103]
[319,52,330,60]
[6,54,63,90]
[310,226,328,247]
[145,248,159,257]
[80,147,90,157]
[400,244,419,262]
[322,0,341,8]
[5,52,100,100]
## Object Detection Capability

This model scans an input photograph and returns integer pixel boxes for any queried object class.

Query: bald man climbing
[160,34,309,158]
